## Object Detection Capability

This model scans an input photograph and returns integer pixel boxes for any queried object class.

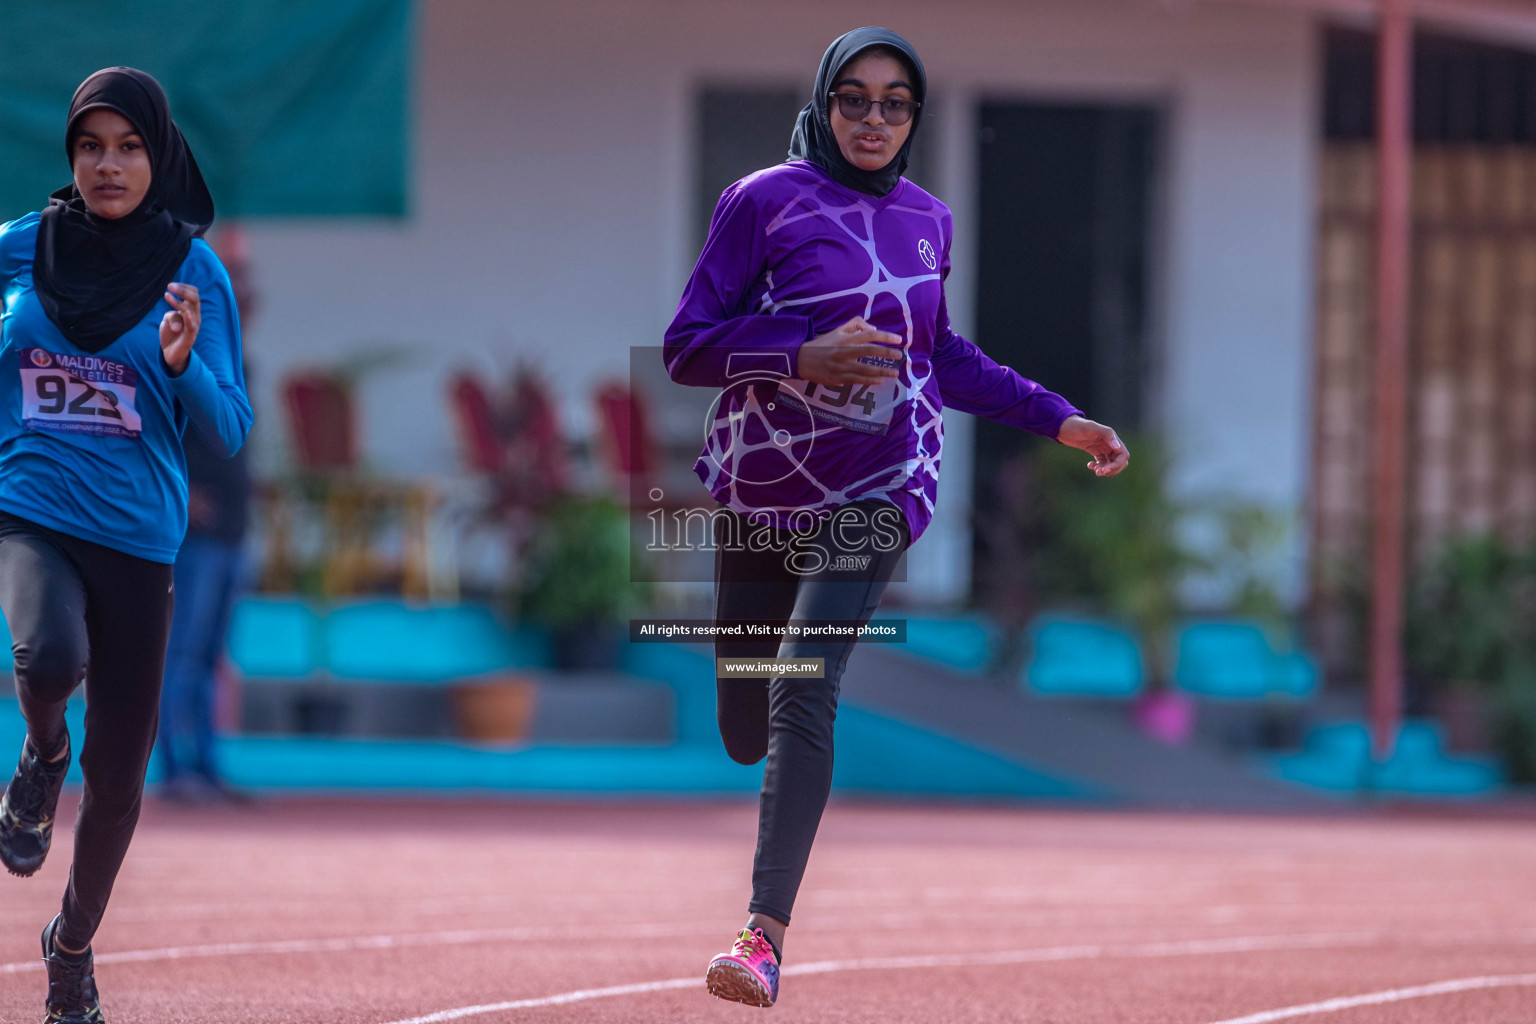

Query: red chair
[592,381,696,516]
[284,372,357,472]
[271,370,433,597]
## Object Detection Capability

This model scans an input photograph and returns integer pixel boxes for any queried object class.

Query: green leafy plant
[1494,667,1536,784]
[1400,532,1536,779]
[979,435,1292,686]
[1023,436,1206,687]
[1405,533,1536,690]
[1203,498,1289,627]
[514,494,652,630]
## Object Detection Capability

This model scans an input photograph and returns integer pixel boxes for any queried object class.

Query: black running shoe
[41,916,103,1024]
[0,738,70,877]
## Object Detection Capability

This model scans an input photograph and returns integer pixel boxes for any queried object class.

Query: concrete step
[844,648,1331,810]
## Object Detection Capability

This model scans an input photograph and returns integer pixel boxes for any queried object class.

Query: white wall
[243,0,1318,603]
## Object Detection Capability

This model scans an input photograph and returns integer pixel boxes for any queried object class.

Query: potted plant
[1004,437,1205,741]
[1406,533,1536,753]
[450,672,540,742]
[984,436,1293,745]
[1493,664,1536,784]
[513,494,652,670]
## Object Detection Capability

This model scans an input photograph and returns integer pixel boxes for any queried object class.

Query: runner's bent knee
[11,636,86,703]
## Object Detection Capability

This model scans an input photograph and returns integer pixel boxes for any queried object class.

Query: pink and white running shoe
[705,926,780,1007]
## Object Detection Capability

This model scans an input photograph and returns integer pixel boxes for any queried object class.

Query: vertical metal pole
[1370,0,1412,765]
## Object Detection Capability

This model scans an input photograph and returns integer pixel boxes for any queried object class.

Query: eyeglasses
[828,92,920,126]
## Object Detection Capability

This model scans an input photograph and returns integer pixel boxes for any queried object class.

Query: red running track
[0,797,1534,1023]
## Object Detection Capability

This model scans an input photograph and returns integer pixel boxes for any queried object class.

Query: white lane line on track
[370,930,1536,1024]
[1,923,1532,980]
[0,922,715,975]
[1205,973,1536,1024]
[0,909,1267,974]
[378,978,702,1023]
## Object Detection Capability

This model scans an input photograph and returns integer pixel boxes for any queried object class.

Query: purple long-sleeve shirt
[664,160,1081,543]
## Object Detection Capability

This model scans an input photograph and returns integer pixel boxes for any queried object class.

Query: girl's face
[71,109,151,220]
[828,50,916,172]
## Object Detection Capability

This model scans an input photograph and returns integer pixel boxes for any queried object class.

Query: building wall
[243,0,1318,603]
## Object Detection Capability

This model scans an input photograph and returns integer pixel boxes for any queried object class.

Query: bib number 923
[34,374,122,419]
[19,349,142,440]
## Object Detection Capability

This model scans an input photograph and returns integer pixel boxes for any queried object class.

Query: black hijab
[788,27,926,198]
[33,67,215,354]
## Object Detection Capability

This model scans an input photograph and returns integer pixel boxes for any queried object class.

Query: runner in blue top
[0,67,251,1024]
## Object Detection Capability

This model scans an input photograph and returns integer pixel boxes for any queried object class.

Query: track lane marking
[1205,973,1536,1023]
[0,911,1332,973]
[0,922,714,975]
[371,929,1536,1024]
[377,978,700,1023]
[1,924,1530,978]
[3,922,1533,1024]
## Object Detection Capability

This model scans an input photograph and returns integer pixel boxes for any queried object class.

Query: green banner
[0,0,413,221]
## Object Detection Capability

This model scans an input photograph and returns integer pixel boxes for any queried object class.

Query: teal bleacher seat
[1023,615,1143,697]
[899,615,996,674]
[325,601,545,681]
[1269,651,1320,697]
[228,598,321,678]
[1264,719,1502,796]
[1174,620,1319,700]
[229,598,548,683]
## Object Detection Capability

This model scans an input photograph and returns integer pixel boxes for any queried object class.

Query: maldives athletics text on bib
[19,348,143,440]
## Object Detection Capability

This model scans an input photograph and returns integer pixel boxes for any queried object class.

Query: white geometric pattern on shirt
[699,181,947,529]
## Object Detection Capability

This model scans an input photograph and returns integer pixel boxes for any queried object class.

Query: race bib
[775,349,905,435]
[19,348,142,440]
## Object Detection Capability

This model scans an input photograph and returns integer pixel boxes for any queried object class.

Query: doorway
[970,100,1159,601]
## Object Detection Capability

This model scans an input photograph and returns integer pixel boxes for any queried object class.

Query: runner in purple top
[665,27,1128,1008]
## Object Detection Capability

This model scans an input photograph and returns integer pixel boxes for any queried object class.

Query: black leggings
[713,500,909,926]
[0,512,173,950]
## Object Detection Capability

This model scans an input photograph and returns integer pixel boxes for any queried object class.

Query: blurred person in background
[0,68,250,1023]
[157,224,255,805]
[665,27,1127,1008]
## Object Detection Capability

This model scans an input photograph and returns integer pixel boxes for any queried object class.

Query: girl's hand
[1057,415,1130,477]
[796,316,904,386]
[160,282,200,376]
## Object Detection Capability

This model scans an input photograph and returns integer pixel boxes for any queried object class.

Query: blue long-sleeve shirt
[0,212,252,563]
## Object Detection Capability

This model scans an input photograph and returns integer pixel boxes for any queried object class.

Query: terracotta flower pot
[450,675,539,742]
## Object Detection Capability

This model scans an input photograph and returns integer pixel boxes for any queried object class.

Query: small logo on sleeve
[918,238,937,271]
